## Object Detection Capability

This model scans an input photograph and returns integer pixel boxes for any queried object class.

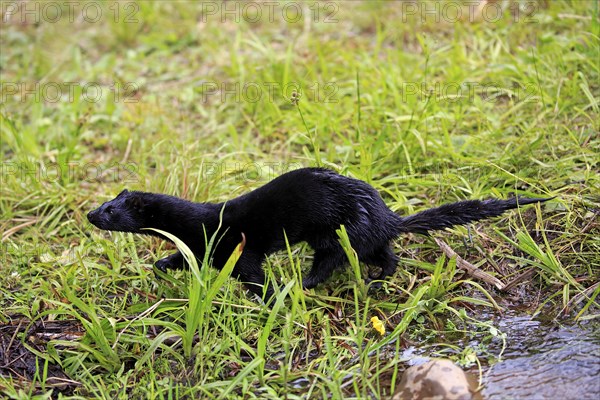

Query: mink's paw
[154,258,172,273]
[367,280,383,291]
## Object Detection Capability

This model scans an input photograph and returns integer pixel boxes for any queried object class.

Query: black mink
[87,167,551,300]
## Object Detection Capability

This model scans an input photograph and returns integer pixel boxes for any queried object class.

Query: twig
[434,237,505,290]
[503,268,537,292]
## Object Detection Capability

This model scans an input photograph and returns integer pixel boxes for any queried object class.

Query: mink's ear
[124,195,144,211]
[117,189,129,198]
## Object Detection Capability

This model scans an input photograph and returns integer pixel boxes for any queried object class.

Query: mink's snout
[87,209,101,227]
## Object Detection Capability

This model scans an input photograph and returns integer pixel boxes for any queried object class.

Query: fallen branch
[434,237,505,290]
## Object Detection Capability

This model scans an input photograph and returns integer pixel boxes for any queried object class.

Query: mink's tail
[397,197,553,235]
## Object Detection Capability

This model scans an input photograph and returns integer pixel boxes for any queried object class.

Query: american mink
[87,167,551,300]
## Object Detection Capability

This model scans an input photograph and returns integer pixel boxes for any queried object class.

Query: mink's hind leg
[302,249,347,289]
[155,251,187,272]
[233,251,273,301]
[360,245,399,281]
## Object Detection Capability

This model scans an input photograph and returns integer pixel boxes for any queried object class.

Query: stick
[434,238,505,290]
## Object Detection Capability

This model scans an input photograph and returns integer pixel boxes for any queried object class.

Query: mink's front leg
[155,251,187,272]
[232,250,273,301]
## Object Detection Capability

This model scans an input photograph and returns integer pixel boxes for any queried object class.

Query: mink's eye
[106,205,113,215]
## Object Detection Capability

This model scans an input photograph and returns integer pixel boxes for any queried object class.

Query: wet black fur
[87,167,550,300]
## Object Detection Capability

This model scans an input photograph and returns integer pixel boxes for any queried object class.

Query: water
[482,316,600,400]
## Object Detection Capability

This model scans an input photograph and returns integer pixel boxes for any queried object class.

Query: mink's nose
[87,210,98,224]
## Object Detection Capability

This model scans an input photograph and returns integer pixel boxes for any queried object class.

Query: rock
[391,359,475,400]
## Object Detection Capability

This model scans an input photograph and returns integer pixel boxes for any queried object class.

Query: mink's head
[87,189,149,233]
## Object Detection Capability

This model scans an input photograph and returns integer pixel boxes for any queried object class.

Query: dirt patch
[0,319,82,396]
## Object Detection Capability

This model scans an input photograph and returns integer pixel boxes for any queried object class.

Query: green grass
[1,1,599,398]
